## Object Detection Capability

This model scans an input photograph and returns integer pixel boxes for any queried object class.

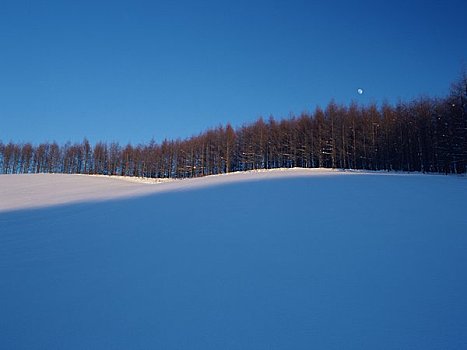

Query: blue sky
[1,0,466,144]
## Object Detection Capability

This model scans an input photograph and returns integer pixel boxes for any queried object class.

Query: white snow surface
[0,168,344,212]
[1,169,467,349]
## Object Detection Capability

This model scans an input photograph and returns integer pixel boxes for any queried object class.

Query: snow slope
[1,170,467,349]
[0,168,342,212]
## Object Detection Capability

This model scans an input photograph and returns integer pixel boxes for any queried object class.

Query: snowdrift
[1,169,466,349]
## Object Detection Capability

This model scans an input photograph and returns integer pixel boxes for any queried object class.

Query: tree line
[1,76,466,177]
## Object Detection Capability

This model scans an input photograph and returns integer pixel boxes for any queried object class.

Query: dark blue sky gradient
[1,0,466,144]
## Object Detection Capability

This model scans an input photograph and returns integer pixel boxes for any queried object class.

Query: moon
[357,88,364,95]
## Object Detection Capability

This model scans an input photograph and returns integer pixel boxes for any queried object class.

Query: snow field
[0,170,466,349]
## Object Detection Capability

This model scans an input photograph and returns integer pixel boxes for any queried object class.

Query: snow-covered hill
[1,169,466,349]
[0,168,344,212]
